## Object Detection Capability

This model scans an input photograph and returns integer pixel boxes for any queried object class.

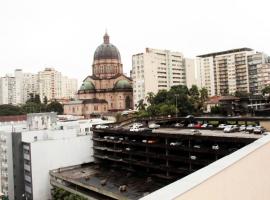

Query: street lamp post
[175,94,179,118]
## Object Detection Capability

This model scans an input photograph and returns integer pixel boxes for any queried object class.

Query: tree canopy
[136,85,208,117]
[0,104,25,116]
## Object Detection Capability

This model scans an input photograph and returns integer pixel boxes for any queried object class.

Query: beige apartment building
[197,48,255,96]
[38,68,78,102]
[248,52,270,94]
[132,48,195,107]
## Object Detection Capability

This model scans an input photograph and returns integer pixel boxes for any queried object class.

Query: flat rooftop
[51,164,172,200]
[153,128,262,139]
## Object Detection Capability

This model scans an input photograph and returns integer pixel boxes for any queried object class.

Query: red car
[194,123,202,128]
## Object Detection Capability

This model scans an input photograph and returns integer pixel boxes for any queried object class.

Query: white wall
[27,134,92,200]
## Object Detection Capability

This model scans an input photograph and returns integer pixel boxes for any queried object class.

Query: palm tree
[146,92,155,104]
[136,99,147,111]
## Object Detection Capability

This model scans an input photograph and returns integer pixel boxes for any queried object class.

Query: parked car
[190,155,197,160]
[239,125,246,131]
[253,126,264,134]
[232,125,239,132]
[96,124,109,129]
[201,124,208,128]
[218,124,227,129]
[130,127,139,132]
[148,123,160,129]
[193,145,201,149]
[132,123,143,128]
[170,142,182,146]
[194,124,202,128]
[224,125,234,133]
[187,123,194,128]
[246,125,254,133]
[212,144,219,150]
[174,123,184,128]
[147,140,157,144]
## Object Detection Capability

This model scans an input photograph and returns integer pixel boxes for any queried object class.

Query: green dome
[80,81,95,90]
[114,80,132,90]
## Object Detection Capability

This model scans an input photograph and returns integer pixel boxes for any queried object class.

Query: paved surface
[153,128,263,139]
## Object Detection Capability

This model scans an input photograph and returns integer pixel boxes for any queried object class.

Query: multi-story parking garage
[50,119,264,200]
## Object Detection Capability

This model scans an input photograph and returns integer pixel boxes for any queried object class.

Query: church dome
[80,80,95,91]
[114,80,132,90]
[93,32,121,61]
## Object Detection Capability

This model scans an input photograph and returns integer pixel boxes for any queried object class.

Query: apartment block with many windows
[248,52,270,95]
[197,48,255,96]
[132,48,195,107]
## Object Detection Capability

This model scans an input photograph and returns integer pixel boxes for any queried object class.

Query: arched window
[125,96,131,109]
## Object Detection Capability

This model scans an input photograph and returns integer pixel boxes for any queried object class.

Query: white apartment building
[197,48,255,96]
[0,68,78,105]
[0,122,27,199]
[248,52,270,95]
[0,113,112,200]
[38,68,62,101]
[0,75,15,105]
[38,68,78,102]
[132,48,195,107]
[22,129,92,200]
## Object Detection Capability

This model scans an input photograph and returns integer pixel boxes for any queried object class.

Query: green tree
[234,91,249,97]
[262,86,270,96]
[46,100,64,114]
[21,102,46,113]
[136,99,147,111]
[0,104,25,116]
[34,94,41,104]
[43,96,48,105]
[145,92,155,104]
[200,87,208,103]
[189,85,200,99]
[159,104,176,116]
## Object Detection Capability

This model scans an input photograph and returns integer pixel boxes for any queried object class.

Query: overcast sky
[1,0,270,84]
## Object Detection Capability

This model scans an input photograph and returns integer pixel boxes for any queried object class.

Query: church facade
[64,33,133,116]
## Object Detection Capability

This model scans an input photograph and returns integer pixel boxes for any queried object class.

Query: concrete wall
[29,135,92,200]
[141,135,270,200]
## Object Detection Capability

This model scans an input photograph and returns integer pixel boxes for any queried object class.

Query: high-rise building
[132,48,195,107]
[0,69,78,105]
[197,48,255,96]
[38,68,62,101]
[0,75,15,104]
[248,52,270,95]
[38,68,78,102]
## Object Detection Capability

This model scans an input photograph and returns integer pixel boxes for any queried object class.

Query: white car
[218,124,227,129]
[96,124,109,129]
[190,155,197,160]
[224,125,234,133]
[148,123,160,129]
[132,123,143,128]
[174,123,184,128]
[212,144,219,150]
[201,124,208,128]
[130,127,139,132]
[170,142,182,146]
[187,123,194,128]
[239,125,246,131]
[246,125,254,133]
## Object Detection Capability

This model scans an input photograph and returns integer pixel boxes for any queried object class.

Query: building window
[94,105,98,111]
